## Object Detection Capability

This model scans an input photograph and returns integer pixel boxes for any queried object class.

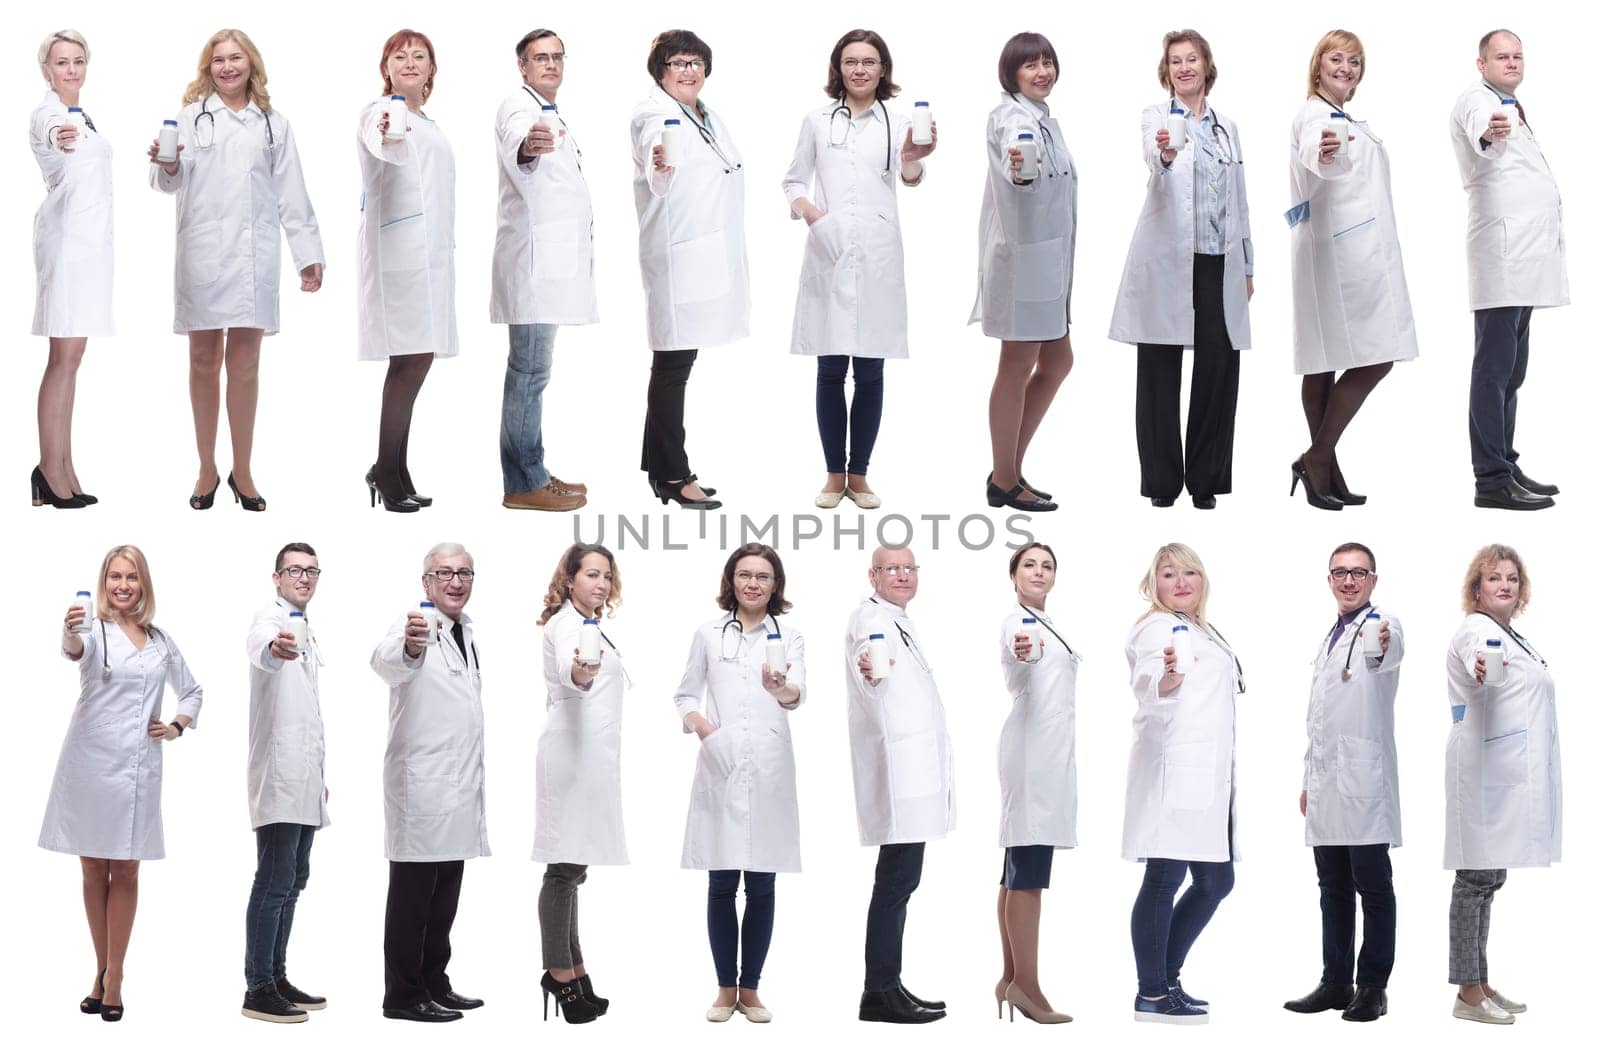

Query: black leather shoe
[540,972,599,1023]
[1284,982,1355,1014]
[1510,466,1559,496]
[1290,459,1344,511]
[577,974,608,1015]
[898,985,946,1011]
[1150,496,1176,508]
[1019,476,1052,502]
[859,987,945,1023]
[432,990,484,1011]
[986,475,1058,512]
[1192,494,1217,510]
[276,977,327,1010]
[382,1001,462,1022]
[1474,482,1554,511]
[1341,986,1387,1022]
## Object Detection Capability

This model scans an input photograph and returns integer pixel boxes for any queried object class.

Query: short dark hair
[825,29,899,101]
[717,544,792,616]
[998,32,1058,93]
[647,28,711,82]
[1329,541,1376,573]
[516,29,561,61]
[275,542,317,573]
[1008,542,1057,576]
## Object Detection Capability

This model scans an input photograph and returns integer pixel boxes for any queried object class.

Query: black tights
[1300,363,1392,492]
[376,353,433,492]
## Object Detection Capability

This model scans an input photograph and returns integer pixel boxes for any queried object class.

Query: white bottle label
[1483,645,1506,685]
[1016,138,1038,181]
[156,123,179,163]
[765,638,786,672]
[867,637,891,680]
[578,621,602,665]
[1328,117,1350,155]
[385,96,409,143]
[660,123,682,166]
[288,616,308,658]
[421,604,438,646]
[1500,103,1520,140]
[73,592,92,636]
[1171,626,1195,674]
[911,104,933,145]
[1165,112,1187,152]
[1362,615,1383,656]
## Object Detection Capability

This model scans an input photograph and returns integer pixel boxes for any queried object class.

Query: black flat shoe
[986,477,1057,512]
[31,466,86,509]
[1019,476,1052,502]
[1511,466,1559,496]
[189,474,219,510]
[650,478,721,510]
[1284,982,1354,1014]
[540,972,599,1023]
[859,987,944,1023]
[1474,482,1554,511]
[1341,986,1387,1022]
[1150,496,1176,508]
[1192,494,1217,510]
[898,985,946,1011]
[1290,460,1344,511]
[432,990,484,1011]
[228,472,266,512]
[367,470,421,513]
[577,974,608,1015]
[382,1001,462,1023]
[81,968,106,1014]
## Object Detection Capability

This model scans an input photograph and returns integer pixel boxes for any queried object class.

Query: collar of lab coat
[723,611,776,637]
[649,84,711,130]
[273,595,307,619]
[1172,97,1213,124]
[833,100,886,125]
[522,85,555,109]
[1480,79,1516,102]
[203,92,265,121]
[868,594,906,617]
[1008,92,1050,120]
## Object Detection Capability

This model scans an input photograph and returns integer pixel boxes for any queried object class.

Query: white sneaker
[736,1001,773,1023]
[1453,996,1514,1024]
[1489,991,1527,1014]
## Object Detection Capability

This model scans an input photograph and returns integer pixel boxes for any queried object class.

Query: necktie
[1513,98,1530,136]
[451,620,468,664]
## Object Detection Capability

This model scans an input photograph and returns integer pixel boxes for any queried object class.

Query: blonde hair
[1461,543,1530,617]
[38,29,89,70]
[539,545,622,625]
[96,545,156,626]
[1138,542,1211,631]
[1307,29,1363,101]
[182,29,272,110]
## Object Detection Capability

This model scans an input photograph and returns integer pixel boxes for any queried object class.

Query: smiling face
[731,555,776,618]
[1011,546,1056,607]
[387,40,435,102]
[1479,31,1523,94]
[659,51,705,106]
[1328,550,1377,616]
[1318,47,1363,103]
[210,36,252,104]
[568,551,613,618]
[519,33,564,100]
[1155,560,1202,615]
[1166,41,1208,101]
[839,41,883,104]
[104,556,143,617]
[1476,559,1522,622]
[423,551,474,620]
[274,551,319,610]
[1016,54,1056,103]
[45,40,87,99]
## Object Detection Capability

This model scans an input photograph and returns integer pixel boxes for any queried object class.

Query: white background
[2,1,1591,1052]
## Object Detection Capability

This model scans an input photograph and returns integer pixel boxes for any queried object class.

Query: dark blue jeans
[500,323,557,493]
[707,870,775,989]
[863,842,924,992]
[816,356,885,475]
[244,823,316,989]
[1469,305,1532,490]
[1130,856,1235,996]
[1314,844,1395,988]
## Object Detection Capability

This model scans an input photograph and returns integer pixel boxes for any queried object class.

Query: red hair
[380,28,437,101]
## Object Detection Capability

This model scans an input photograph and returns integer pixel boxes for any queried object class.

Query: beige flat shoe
[1453,995,1513,1024]
[845,486,881,509]
[736,1001,773,1023]
[706,1003,736,1023]
[815,488,846,509]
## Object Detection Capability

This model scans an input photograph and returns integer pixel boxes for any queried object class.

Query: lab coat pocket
[1335,735,1385,800]
[531,218,592,281]
[1482,729,1528,788]
[180,220,224,288]
[379,214,428,271]
[403,751,458,816]
[1013,238,1066,302]
[668,228,730,305]
[1502,217,1559,261]
[806,213,846,267]
[699,728,736,780]
[888,729,940,799]
[1160,741,1216,811]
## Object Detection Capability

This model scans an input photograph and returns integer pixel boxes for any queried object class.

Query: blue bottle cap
[1017,132,1035,140]
[76,590,91,597]
[1500,97,1515,105]
[583,617,599,626]
[163,119,178,126]
[869,632,885,640]
[1022,617,1038,624]
[1172,624,1190,632]
[391,94,406,101]
[421,600,437,609]
[1330,111,1346,119]
[1170,103,1183,114]
[542,104,557,111]
[289,611,304,619]
[1486,637,1502,646]
[767,632,781,641]
[68,106,83,113]
[1364,611,1380,620]
[665,118,681,126]
[914,100,930,107]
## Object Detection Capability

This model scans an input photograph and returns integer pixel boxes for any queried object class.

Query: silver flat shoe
[1489,991,1527,1014]
[1453,996,1513,1024]
[706,1003,735,1023]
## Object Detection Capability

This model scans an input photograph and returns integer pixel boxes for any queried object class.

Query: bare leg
[80,857,110,997]
[223,328,265,496]
[102,860,140,1006]
[1013,335,1073,479]
[738,986,764,1009]
[1004,888,1055,1009]
[38,338,89,495]
[188,331,225,497]
[989,341,1041,493]
[995,886,1014,1009]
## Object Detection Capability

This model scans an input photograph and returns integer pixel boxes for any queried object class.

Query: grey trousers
[1448,868,1507,984]
[539,863,588,970]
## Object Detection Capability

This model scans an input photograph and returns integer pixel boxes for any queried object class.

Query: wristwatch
[170,722,184,738]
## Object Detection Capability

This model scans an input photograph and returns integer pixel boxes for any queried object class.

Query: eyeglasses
[426,569,476,583]
[841,58,880,71]
[1328,568,1372,581]
[734,571,773,585]
[873,565,920,578]
[277,566,322,580]
[666,59,704,72]
[528,52,566,66]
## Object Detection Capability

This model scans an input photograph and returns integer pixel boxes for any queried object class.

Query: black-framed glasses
[1328,568,1372,581]
[427,569,476,583]
[666,59,704,72]
[277,566,322,580]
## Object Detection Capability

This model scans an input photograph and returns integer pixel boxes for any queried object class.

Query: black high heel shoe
[31,467,86,509]
[577,975,609,1015]
[398,465,433,508]
[684,473,717,498]
[986,474,1057,512]
[189,473,219,510]
[366,470,421,513]
[227,472,266,512]
[650,478,722,510]
[80,968,106,1014]
[539,972,598,1024]
[1328,458,1367,506]
[74,490,99,505]
[1290,460,1345,511]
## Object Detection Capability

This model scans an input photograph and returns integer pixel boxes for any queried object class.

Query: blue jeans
[707,870,775,989]
[501,323,557,493]
[1130,857,1235,995]
[864,842,924,992]
[244,823,316,989]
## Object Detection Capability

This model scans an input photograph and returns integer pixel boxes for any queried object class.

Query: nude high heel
[1006,983,1073,1024]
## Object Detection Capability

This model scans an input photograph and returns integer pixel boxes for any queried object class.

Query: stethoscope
[1314,93,1379,146]
[95,619,171,679]
[1175,613,1245,693]
[196,94,274,150]
[869,597,932,674]
[1017,603,1075,657]
[720,613,781,663]
[1171,98,1235,164]
[675,100,741,175]
[1316,603,1377,682]
[522,86,583,169]
[1480,81,1533,136]
[828,98,892,175]
[1005,94,1066,180]
[1474,610,1547,668]
[430,620,480,678]
[575,606,634,689]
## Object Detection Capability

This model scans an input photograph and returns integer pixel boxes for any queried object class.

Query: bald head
[869,546,920,607]
[1477,29,1524,94]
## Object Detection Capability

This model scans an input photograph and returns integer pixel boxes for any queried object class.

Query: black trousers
[1468,306,1532,491]
[640,349,698,480]
[1313,844,1396,989]
[383,860,464,1008]
[1134,253,1240,499]
[863,842,925,992]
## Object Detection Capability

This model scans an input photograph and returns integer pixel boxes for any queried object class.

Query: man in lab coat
[372,543,489,1022]
[1451,29,1567,510]
[1285,542,1402,1023]
[846,547,954,1024]
[242,543,331,1024]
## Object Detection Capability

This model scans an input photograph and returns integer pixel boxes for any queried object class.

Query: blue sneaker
[1169,983,1209,1007]
[1134,993,1208,1024]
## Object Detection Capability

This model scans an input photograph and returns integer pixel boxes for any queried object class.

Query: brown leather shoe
[503,484,586,511]
[548,475,588,495]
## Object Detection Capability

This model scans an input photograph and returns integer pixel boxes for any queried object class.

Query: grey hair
[423,542,472,574]
[39,29,89,69]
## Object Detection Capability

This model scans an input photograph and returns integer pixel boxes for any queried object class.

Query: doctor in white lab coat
[150,29,323,513]
[41,545,201,1020]
[1442,544,1559,1024]
[783,30,933,511]
[630,29,745,510]
[241,543,329,1018]
[1286,32,1418,511]
[533,543,627,1023]
[1451,31,1567,511]
[1109,30,1253,510]
[974,33,1076,515]
[357,30,455,513]
[994,543,1076,1024]
[491,30,593,513]
[847,547,951,1024]
[370,542,487,1022]
[30,30,110,509]
[1122,543,1238,1023]
[674,544,804,1021]
[1284,542,1401,1021]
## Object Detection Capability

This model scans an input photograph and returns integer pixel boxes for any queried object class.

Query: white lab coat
[1444,613,1561,870]
[997,606,1078,849]
[245,598,329,831]
[1109,101,1253,349]
[30,91,113,338]
[357,99,458,360]
[1302,606,1403,848]
[1449,84,1568,311]
[674,614,806,873]
[845,596,954,846]
[151,95,322,335]
[970,93,1077,341]
[39,620,203,860]
[1288,99,1419,375]
[371,612,489,862]
[630,86,749,351]
[533,603,627,866]
[1122,612,1240,863]
[490,87,598,326]
[782,102,913,359]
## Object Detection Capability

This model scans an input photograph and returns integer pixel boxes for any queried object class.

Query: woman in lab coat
[1122,543,1240,1023]
[40,545,203,1022]
[150,28,323,513]
[673,544,805,1023]
[533,544,627,1024]
[1287,31,1417,510]
[631,29,745,510]
[784,29,934,510]
[974,32,1076,514]
[1109,30,1253,510]
[357,28,455,513]
[994,543,1075,1024]
[30,30,110,510]
[1443,544,1560,1025]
